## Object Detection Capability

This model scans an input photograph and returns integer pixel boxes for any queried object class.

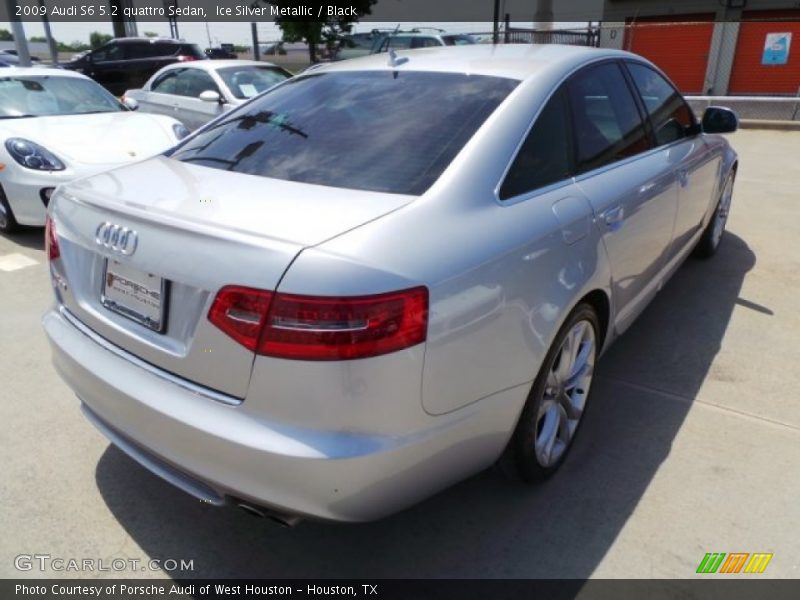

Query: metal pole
[504,13,510,44]
[6,0,32,66]
[251,22,260,60]
[492,0,500,44]
[39,0,59,65]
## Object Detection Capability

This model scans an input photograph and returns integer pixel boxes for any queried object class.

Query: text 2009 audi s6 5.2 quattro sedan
[43,45,738,525]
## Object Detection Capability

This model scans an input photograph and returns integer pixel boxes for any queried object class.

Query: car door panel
[566,61,678,335]
[667,138,722,257]
[624,61,721,263]
[576,155,678,333]
[140,91,181,120]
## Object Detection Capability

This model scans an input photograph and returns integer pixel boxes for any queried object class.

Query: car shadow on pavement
[1,227,45,251]
[94,232,756,579]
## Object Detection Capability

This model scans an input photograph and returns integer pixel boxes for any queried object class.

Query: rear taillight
[208,286,428,360]
[45,215,59,260]
[207,286,272,351]
[176,55,198,62]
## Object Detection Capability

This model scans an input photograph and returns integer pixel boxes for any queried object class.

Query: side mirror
[199,90,222,104]
[121,96,139,111]
[702,106,738,134]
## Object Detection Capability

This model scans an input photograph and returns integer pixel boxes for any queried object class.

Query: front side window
[500,88,572,200]
[626,62,696,146]
[0,76,124,117]
[170,71,518,195]
[567,62,649,174]
[173,69,219,98]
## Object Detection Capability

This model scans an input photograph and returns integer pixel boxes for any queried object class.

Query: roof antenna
[387,49,408,67]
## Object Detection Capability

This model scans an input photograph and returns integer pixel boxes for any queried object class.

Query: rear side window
[129,42,163,58]
[150,69,182,94]
[386,37,413,50]
[411,37,441,49]
[92,44,124,62]
[171,71,518,195]
[500,89,572,200]
[567,62,649,173]
[626,62,696,146]
[180,44,206,59]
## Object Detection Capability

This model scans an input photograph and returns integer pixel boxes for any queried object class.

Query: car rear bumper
[43,307,527,522]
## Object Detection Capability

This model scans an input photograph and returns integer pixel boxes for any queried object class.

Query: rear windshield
[170,71,517,195]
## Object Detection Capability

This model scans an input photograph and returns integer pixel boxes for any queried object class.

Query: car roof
[314,43,637,81]
[0,66,90,79]
[109,37,187,44]
[156,59,280,73]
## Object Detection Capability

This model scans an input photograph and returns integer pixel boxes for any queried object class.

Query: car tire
[500,303,600,483]
[0,185,20,234]
[693,171,735,259]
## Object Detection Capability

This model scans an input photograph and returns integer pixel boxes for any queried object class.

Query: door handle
[678,168,689,187]
[603,205,625,231]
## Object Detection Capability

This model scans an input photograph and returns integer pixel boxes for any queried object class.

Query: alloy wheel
[534,319,596,467]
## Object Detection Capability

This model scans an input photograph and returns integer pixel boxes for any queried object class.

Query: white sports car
[0,67,189,233]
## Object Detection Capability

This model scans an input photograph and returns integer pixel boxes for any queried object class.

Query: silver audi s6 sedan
[43,45,738,524]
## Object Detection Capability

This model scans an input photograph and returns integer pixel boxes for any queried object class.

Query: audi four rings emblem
[95,222,138,256]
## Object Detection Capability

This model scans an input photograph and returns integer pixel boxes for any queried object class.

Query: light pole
[5,0,31,66]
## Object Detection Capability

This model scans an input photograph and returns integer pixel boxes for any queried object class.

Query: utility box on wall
[728,11,800,94]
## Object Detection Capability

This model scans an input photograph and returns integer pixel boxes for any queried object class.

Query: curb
[738,119,800,131]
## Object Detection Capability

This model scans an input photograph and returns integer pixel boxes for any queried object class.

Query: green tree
[29,36,47,43]
[0,29,13,42]
[89,31,113,49]
[143,31,159,38]
[266,0,377,63]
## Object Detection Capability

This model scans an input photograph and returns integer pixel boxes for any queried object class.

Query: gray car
[43,45,738,524]
[123,60,292,130]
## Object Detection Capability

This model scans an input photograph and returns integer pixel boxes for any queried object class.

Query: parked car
[258,42,287,56]
[123,60,292,131]
[61,37,206,96]
[0,67,189,233]
[43,45,738,524]
[370,29,477,53]
[205,47,238,60]
[334,29,395,61]
[0,50,41,63]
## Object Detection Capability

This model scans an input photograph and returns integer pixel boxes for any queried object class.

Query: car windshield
[0,75,124,118]
[170,70,518,195]
[217,66,292,100]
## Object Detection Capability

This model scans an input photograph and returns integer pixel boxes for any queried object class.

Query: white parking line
[0,253,39,272]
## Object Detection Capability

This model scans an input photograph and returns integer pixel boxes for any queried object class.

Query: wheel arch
[580,289,611,351]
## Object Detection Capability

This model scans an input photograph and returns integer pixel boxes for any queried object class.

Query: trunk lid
[51,157,414,398]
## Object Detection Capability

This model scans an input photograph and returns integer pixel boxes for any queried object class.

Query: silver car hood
[60,155,416,247]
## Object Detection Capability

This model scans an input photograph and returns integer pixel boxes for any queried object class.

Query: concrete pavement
[0,129,798,579]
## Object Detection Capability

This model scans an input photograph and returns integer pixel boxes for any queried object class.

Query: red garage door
[729,11,800,95]
[624,15,715,94]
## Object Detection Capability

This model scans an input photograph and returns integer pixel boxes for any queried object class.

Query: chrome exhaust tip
[236,502,301,527]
